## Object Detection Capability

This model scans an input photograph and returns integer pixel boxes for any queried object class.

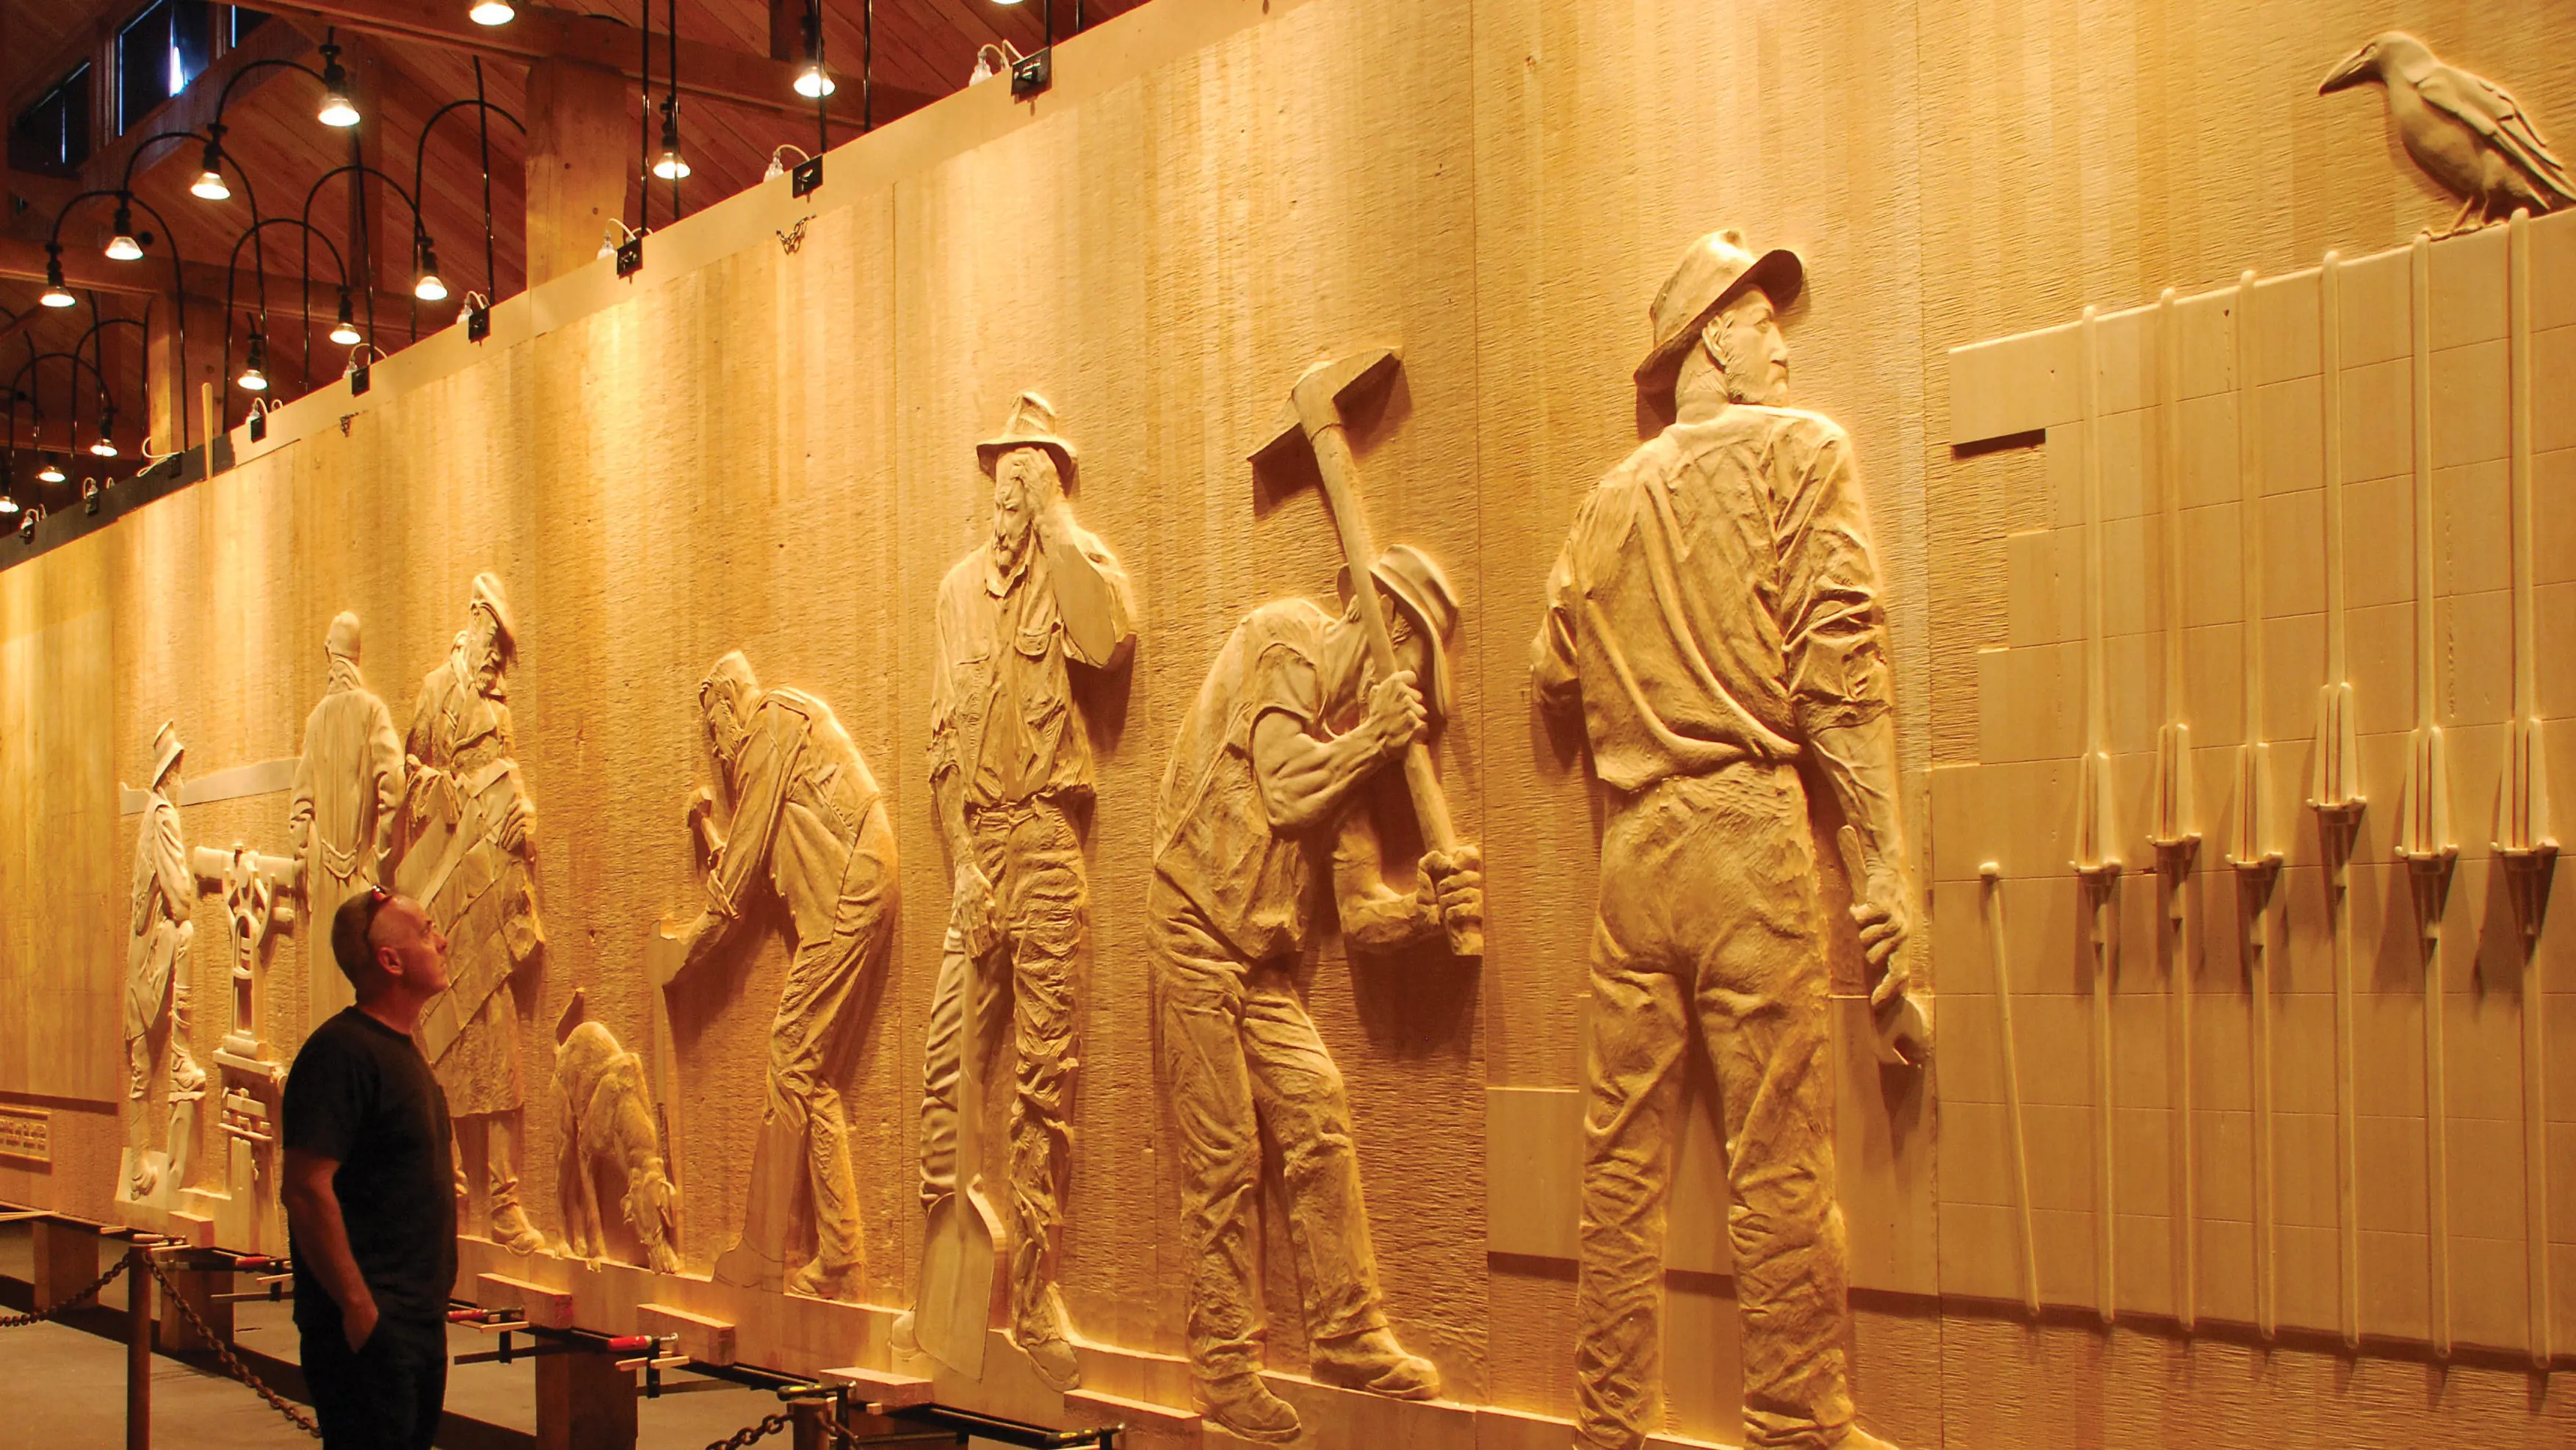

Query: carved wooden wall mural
[4,4,2575,1449]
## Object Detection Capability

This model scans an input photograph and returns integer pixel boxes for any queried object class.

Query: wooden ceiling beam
[0,234,345,318]
[258,1,937,130]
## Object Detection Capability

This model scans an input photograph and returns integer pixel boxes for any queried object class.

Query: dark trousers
[300,1313,448,1450]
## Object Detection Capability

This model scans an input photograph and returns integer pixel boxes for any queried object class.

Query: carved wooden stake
[2226,270,2284,1343]
[2396,232,2457,1361]
[2074,304,2122,1328]
[1980,862,2041,1319]
[2497,208,2558,1370]
[2148,288,2201,1332]
[2309,250,2366,1352]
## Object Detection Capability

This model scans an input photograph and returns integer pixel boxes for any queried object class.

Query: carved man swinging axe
[1144,347,1482,1440]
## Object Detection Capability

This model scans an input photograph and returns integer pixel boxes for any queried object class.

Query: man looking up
[282,890,459,1450]
[910,392,1134,1391]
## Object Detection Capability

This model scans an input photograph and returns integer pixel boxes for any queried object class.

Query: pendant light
[39,246,75,308]
[104,202,143,261]
[317,42,360,128]
[413,237,448,302]
[192,127,231,201]
[652,100,690,181]
[468,0,515,23]
[238,333,270,392]
[37,455,65,483]
[329,289,363,347]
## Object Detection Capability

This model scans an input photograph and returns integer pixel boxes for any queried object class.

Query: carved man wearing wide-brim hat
[908,392,1135,1391]
[1533,230,1915,1450]
[394,572,547,1255]
[126,719,204,1197]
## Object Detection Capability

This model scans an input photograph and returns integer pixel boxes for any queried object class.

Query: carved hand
[685,787,720,859]
[951,861,1004,959]
[1362,669,1428,761]
[1419,845,1484,939]
[498,796,535,854]
[1851,857,1912,1001]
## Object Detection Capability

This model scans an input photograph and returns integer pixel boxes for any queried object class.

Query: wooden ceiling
[0,0,1137,515]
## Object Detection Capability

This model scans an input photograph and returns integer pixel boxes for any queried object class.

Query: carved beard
[1712,325,1780,406]
[992,491,1033,569]
[705,699,749,782]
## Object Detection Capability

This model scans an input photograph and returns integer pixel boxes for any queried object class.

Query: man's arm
[1035,498,1135,669]
[926,576,1002,954]
[286,746,316,862]
[1530,499,1591,718]
[151,804,192,919]
[1250,669,1425,835]
[1327,807,1485,953]
[367,700,406,864]
[280,1148,377,1351]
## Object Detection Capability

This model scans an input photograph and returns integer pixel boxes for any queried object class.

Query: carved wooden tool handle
[1290,375,1480,960]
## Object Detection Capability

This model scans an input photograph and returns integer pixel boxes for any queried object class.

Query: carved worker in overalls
[127,720,203,1197]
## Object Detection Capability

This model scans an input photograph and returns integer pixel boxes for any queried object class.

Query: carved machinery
[192,843,300,1240]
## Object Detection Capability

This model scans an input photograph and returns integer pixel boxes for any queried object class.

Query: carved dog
[552,993,682,1273]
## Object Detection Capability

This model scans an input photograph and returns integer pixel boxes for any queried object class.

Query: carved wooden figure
[1530,230,1914,1450]
[394,571,547,1255]
[667,652,894,1302]
[905,393,1134,1392]
[189,843,297,1169]
[286,612,405,1031]
[1148,541,1475,1443]
[2319,32,2573,234]
[551,992,681,1274]
[125,721,203,1200]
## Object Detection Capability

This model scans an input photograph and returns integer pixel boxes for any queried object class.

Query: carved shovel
[914,957,1002,1379]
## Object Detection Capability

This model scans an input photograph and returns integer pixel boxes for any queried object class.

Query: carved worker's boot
[167,987,207,1096]
[787,1258,862,1304]
[1309,1326,1441,1400]
[489,1197,547,1255]
[1015,1285,1082,1393]
[1198,1372,1300,1443]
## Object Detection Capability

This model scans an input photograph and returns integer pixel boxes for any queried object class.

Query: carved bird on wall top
[2321,32,2575,233]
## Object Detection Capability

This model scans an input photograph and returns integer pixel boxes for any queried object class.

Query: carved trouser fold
[916,798,1083,1335]
[1576,763,1853,1450]
[1151,881,1387,1384]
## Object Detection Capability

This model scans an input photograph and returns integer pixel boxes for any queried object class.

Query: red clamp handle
[602,1334,651,1353]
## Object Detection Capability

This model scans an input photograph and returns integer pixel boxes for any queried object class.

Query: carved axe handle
[1287,371,1480,959]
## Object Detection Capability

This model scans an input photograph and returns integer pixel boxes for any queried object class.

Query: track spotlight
[652,102,690,181]
[192,129,231,201]
[0,494,16,516]
[317,43,360,128]
[330,290,363,347]
[238,334,269,392]
[468,0,515,23]
[40,246,74,308]
[413,239,448,302]
[105,203,144,261]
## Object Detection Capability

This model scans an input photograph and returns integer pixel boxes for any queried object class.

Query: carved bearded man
[396,573,547,1255]
[288,612,405,1028]
[671,652,897,1302]
[1531,231,1915,1450]
[905,392,1134,1393]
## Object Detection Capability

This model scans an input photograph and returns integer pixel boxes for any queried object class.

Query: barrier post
[126,1244,152,1450]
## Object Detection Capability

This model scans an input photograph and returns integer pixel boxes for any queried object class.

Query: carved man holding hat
[910,392,1135,1390]
[394,571,549,1255]
[1533,231,1915,1450]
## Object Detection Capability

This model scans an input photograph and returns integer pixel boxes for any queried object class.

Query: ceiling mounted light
[89,434,117,458]
[104,203,144,261]
[40,246,74,308]
[652,101,690,181]
[413,238,448,302]
[795,61,835,98]
[238,334,269,392]
[192,129,230,201]
[0,494,17,516]
[468,0,515,23]
[329,289,363,347]
[317,43,360,128]
[37,456,65,483]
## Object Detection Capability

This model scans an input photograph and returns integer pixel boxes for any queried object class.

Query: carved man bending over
[671,652,895,1302]
[906,393,1134,1391]
[1533,230,1914,1450]
[1150,544,1480,1443]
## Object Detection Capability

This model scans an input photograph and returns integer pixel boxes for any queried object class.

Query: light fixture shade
[320,92,359,127]
[795,64,836,98]
[40,250,73,307]
[415,272,449,303]
[40,284,74,308]
[105,233,142,261]
[239,334,269,392]
[317,51,359,129]
[330,321,363,346]
[652,152,691,181]
[192,168,230,201]
[0,497,18,516]
[89,437,117,458]
[468,0,515,23]
[37,459,65,483]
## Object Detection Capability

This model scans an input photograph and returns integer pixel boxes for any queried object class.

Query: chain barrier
[0,1253,131,1328]
[703,1409,799,1450]
[142,1253,323,1439]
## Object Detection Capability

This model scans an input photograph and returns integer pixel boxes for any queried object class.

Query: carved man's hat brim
[976,435,1079,485]
[151,719,184,787]
[1633,237,1804,394]
[470,571,516,652]
[1339,544,1460,724]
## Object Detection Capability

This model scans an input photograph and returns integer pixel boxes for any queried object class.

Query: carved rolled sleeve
[925,569,972,784]
[1058,524,1137,669]
[1771,424,1892,735]
[1530,500,1590,718]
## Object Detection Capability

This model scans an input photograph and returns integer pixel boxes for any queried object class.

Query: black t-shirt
[282,1007,458,1328]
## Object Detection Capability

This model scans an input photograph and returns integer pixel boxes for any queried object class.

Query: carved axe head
[1250,347,1402,466]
